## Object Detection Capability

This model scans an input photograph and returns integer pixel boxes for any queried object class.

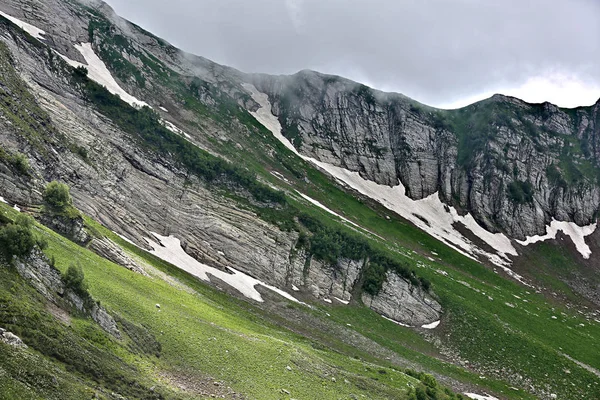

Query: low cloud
[104,0,600,107]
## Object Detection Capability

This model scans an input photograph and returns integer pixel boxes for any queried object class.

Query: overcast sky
[103,0,600,109]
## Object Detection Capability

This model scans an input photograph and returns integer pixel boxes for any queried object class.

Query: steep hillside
[0,0,599,399]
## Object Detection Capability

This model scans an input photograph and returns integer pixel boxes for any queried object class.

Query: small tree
[43,181,72,210]
[0,215,37,260]
[63,263,89,297]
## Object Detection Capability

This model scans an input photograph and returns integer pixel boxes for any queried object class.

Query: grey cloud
[103,0,600,106]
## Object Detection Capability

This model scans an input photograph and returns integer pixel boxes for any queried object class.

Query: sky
[103,0,600,109]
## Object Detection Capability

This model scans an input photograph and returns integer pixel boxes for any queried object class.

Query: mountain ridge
[1,1,600,399]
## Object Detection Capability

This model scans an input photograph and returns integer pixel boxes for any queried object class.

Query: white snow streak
[0,11,46,40]
[421,320,441,329]
[295,191,360,229]
[464,393,499,400]
[145,233,303,304]
[243,83,526,270]
[163,120,190,138]
[517,219,597,259]
[0,196,7,204]
[59,43,149,109]
[334,296,350,305]
[381,315,412,328]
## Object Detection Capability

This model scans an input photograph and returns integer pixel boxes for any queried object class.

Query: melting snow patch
[13,205,21,212]
[0,11,46,40]
[381,315,412,327]
[145,233,304,305]
[159,106,169,112]
[323,298,332,304]
[163,120,190,138]
[421,320,441,329]
[242,84,527,273]
[464,394,499,400]
[116,233,137,246]
[334,297,350,305]
[292,285,300,292]
[0,196,7,204]
[295,191,384,240]
[517,219,597,259]
[58,43,149,109]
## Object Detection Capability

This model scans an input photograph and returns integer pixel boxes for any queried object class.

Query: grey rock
[362,271,442,326]
[89,237,147,276]
[39,214,90,245]
[0,330,27,348]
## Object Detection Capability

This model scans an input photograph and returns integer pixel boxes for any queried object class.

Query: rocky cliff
[252,70,600,239]
[0,0,440,326]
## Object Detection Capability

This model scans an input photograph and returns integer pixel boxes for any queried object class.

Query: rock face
[89,237,147,276]
[0,0,445,326]
[362,272,442,327]
[252,71,600,239]
[14,250,120,338]
[39,214,90,245]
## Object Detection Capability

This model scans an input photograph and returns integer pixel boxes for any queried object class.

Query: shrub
[362,262,386,296]
[63,263,89,297]
[43,181,73,210]
[0,215,37,259]
[507,180,534,204]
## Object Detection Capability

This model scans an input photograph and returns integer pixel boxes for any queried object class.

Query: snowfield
[517,219,597,259]
[0,11,46,40]
[59,43,149,109]
[145,233,303,304]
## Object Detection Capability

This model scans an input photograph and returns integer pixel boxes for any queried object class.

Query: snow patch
[0,196,7,204]
[59,43,149,109]
[159,106,169,112]
[243,84,529,276]
[421,320,440,329]
[381,315,412,328]
[323,298,332,304]
[145,233,303,305]
[517,219,597,259]
[13,204,21,212]
[163,120,191,138]
[334,297,350,305]
[464,394,499,400]
[292,285,300,292]
[116,233,137,246]
[0,11,46,40]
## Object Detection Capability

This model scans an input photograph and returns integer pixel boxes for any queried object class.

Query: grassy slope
[2,201,465,400]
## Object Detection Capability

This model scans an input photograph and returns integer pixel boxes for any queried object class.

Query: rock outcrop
[0,327,27,348]
[89,237,147,276]
[14,250,120,338]
[362,271,442,326]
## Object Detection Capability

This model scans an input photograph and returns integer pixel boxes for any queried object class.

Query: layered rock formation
[0,2,440,325]
[252,71,600,239]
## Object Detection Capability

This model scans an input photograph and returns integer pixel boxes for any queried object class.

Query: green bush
[0,148,30,175]
[43,181,73,210]
[0,215,37,260]
[507,180,534,204]
[63,263,89,297]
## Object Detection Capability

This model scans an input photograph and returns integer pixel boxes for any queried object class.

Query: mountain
[0,0,599,399]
